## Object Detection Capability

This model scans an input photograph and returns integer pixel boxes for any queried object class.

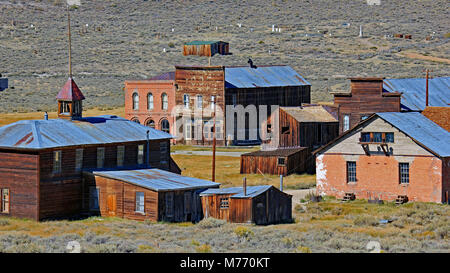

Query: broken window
[347,161,356,183]
[220,197,229,209]
[399,163,409,184]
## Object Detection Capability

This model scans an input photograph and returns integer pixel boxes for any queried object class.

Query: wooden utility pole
[211,97,216,182]
[423,69,433,107]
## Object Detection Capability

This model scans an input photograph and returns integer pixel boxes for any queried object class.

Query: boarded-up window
[75,149,83,171]
[117,146,125,167]
[184,192,191,214]
[137,144,144,165]
[399,163,409,184]
[135,192,145,213]
[160,142,168,165]
[1,189,9,213]
[97,147,105,169]
[53,150,62,174]
[89,187,99,211]
[220,197,229,209]
[347,161,356,183]
[165,192,174,217]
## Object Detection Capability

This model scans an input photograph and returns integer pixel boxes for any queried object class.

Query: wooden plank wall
[252,187,292,225]
[0,151,39,220]
[240,149,310,175]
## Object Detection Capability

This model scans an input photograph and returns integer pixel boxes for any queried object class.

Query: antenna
[67,5,72,78]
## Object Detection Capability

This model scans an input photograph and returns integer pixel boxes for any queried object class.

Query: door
[107,194,116,216]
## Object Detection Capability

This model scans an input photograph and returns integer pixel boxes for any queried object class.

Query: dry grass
[172,154,316,189]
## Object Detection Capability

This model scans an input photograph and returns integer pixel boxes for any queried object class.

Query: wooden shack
[200,185,292,225]
[240,147,310,176]
[183,41,229,57]
[83,169,219,222]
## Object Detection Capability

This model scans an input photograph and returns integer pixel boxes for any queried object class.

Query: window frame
[161,119,170,134]
[97,147,105,169]
[183,94,190,109]
[219,197,229,209]
[165,192,174,217]
[277,157,286,166]
[147,93,154,110]
[137,144,144,165]
[53,150,62,174]
[162,93,168,110]
[346,161,357,183]
[132,92,139,110]
[1,188,10,214]
[135,191,145,214]
[196,94,203,109]
[399,163,410,184]
[117,145,125,167]
[75,148,83,172]
[343,115,350,132]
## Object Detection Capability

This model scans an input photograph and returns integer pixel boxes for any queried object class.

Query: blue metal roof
[200,185,273,198]
[93,168,220,192]
[225,65,310,88]
[383,77,450,111]
[377,112,450,157]
[0,115,173,150]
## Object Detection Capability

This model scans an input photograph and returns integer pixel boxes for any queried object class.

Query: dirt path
[397,52,450,64]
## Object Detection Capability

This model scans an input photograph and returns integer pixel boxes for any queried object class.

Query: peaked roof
[315,112,450,158]
[225,65,310,88]
[56,77,85,101]
[383,77,450,111]
[93,168,219,192]
[281,105,338,123]
[199,185,275,199]
[0,115,172,150]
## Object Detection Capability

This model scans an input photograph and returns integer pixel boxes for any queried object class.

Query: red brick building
[315,112,450,203]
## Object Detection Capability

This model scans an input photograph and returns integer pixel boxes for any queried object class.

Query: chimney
[280,175,283,192]
[243,177,247,196]
[44,112,48,120]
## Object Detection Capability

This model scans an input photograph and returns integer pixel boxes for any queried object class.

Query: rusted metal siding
[183,41,229,57]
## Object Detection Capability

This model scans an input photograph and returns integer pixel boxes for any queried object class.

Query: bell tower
[56,4,85,120]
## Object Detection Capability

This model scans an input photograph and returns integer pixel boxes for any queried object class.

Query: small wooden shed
[200,185,292,225]
[183,41,229,57]
[240,147,311,176]
[83,168,219,222]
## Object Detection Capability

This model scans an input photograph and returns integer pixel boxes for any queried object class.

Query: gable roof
[281,105,338,123]
[199,185,274,199]
[93,168,219,192]
[0,115,172,150]
[383,77,450,111]
[225,65,310,88]
[315,112,450,157]
[56,77,85,101]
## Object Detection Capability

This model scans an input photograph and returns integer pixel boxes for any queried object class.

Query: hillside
[0,0,448,113]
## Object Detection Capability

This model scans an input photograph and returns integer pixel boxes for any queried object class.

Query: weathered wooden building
[183,41,230,57]
[332,78,401,134]
[124,64,311,146]
[83,169,219,222]
[200,185,292,225]
[240,105,339,175]
[315,112,450,203]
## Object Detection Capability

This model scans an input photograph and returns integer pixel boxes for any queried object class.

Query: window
[97,147,105,168]
[184,192,191,214]
[146,119,155,128]
[160,142,168,165]
[183,94,189,109]
[53,150,62,174]
[161,119,170,134]
[89,187,99,211]
[373,132,382,143]
[117,146,125,167]
[360,132,395,143]
[162,93,168,110]
[73,101,82,116]
[399,163,409,184]
[147,93,154,110]
[347,161,356,183]
[281,126,290,134]
[165,192,174,217]
[361,132,371,143]
[278,157,286,166]
[385,133,394,143]
[1,189,9,214]
[196,95,203,109]
[132,93,139,110]
[135,192,145,213]
[220,197,229,209]
[361,115,369,121]
[343,115,350,132]
[185,120,192,140]
[137,144,144,165]
[75,149,83,171]
[131,118,140,124]
[211,95,215,110]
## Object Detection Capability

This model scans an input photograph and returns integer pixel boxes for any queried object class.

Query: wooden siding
[0,151,39,220]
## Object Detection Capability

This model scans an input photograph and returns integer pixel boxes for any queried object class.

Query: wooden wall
[251,187,292,225]
[0,150,39,220]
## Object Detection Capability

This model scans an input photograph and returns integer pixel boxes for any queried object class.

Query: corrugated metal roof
[383,77,450,111]
[56,77,85,101]
[242,147,307,157]
[225,65,310,88]
[377,112,450,157]
[281,105,338,123]
[93,168,219,192]
[200,185,273,198]
[0,115,172,150]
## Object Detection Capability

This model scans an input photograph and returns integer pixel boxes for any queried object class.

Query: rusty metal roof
[56,77,85,101]
[199,185,274,198]
[383,77,450,111]
[0,115,172,150]
[93,168,220,192]
[225,65,310,88]
[281,105,338,123]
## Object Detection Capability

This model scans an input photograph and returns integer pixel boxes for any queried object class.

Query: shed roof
[199,185,274,198]
[281,105,338,123]
[225,65,310,88]
[383,77,450,111]
[56,77,85,101]
[93,168,219,192]
[242,147,307,157]
[0,115,172,150]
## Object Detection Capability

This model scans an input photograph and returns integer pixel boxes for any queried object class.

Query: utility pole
[212,97,216,182]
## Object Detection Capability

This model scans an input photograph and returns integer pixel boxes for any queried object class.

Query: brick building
[314,112,450,203]
[124,65,311,145]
